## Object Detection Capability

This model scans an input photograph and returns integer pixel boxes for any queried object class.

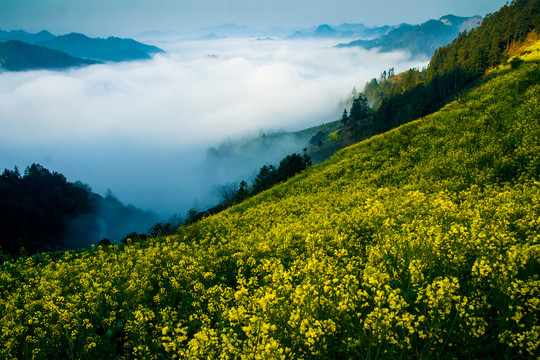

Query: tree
[277,154,304,182]
[252,165,277,194]
[0,163,93,255]
[218,182,240,208]
[341,109,349,125]
[510,56,524,69]
[349,95,370,124]
[235,181,250,202]
[310,131,326,146]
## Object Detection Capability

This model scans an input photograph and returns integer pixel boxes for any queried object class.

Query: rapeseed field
[1,57,539,359]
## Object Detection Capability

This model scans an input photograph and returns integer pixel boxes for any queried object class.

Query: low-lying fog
[0,37,425,218]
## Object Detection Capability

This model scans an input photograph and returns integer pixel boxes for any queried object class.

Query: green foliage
[1,56,539,359]
[427,0,540,81]
[349,94,369,124]
[511,56,525,68]
[252,165,278,194]
[345,0,540,146]
[362,68,425,107]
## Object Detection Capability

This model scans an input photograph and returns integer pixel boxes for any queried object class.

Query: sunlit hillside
[1,35,539,359]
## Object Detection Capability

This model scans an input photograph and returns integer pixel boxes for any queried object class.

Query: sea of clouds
[0,37,426,217]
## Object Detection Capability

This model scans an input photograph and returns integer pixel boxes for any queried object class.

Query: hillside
[338,15,482,58]
[1,37,539,358]
[0,40,99,71]
[204,120,342,181]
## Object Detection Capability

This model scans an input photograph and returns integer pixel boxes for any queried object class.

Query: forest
[0,151,312,255]
[0,164,158,256]
[342,0,540,145]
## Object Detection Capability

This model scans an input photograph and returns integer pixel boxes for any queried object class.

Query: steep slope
[1,50,538,359]
[342,0,540,145]
[0,40,99,71]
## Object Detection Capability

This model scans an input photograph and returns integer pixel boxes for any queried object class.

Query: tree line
[342,0,540,144]
[0,164,158,256]
[179,151,313,226]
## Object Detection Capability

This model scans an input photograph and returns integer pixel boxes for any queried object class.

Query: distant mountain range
[184,15,481,59]
[0,40,99,71]
[288,24,394,40]
[186,15,481,47]
[1,14,482,72]
[0,29,56,43]
[186,22,393,40]
[37,33,164,62]
[0,30,164,71]
[337,15,482,57]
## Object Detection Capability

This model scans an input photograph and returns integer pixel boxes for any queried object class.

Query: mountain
[37,33,164,62]
[337,15,482,58]
[289,23,394,39]
[0,40,99,71]
[190,22,390,40]
[0,30,165,70]
[190,23,260,38]
[0,29,56,43]
[289,24,345,39]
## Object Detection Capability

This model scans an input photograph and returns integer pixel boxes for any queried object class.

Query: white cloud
[0,38,425,216]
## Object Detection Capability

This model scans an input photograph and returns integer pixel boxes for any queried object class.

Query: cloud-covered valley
[0,37,425,217]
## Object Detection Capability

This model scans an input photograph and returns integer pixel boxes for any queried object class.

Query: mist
[0,37,425,218]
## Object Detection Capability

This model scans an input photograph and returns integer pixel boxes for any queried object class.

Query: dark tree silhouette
[0,164,92,255]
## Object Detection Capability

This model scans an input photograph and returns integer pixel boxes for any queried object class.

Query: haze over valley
[1,36,427,217]
[0,0,508,226]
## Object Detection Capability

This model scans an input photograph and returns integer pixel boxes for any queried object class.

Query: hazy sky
[1,0,508,36]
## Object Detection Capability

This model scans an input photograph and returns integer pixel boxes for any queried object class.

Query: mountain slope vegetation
[341,0,540,147]
[1,42,539,359]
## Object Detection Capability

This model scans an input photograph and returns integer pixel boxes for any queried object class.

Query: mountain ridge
[0,29,55,43]
[0,30,164,71]
[36,32,164,62]
[0,40,99,71]
[337,15,482,57]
